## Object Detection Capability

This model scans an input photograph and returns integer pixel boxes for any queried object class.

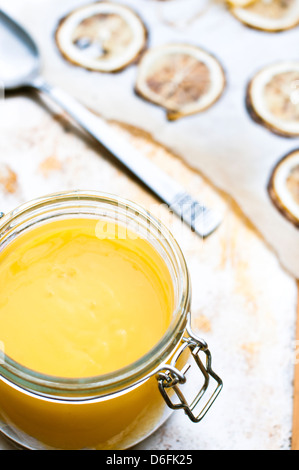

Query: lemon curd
[0,193,210,450]
[0,218,174,379]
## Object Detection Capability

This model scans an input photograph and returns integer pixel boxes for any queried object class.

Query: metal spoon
[0,9,222,237]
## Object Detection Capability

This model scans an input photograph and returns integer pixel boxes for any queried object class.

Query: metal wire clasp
[156,314,223,423]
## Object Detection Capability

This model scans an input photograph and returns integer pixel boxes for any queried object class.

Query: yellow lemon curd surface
[0,218,175,449]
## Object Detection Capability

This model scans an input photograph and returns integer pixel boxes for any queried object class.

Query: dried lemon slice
[135,44,226,120]
[247,62,299,137]
[268,150,299,227]
[230,0,299,32]
[55,2,147,72]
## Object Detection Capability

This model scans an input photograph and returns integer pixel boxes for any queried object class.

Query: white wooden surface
[0,0,298,450]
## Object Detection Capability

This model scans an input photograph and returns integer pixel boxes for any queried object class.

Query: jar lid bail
[156,314,223,423]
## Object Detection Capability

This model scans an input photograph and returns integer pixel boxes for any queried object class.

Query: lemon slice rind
[135,44,226,121]
[247,61,299,137]
[268,150,299,227]
[227,0,257,8]
[55,2,148,73]
[231,0,299,32]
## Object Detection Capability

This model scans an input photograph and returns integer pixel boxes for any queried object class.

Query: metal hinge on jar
[156,314,223,423]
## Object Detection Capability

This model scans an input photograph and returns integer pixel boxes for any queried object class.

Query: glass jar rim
[0,190,190,398]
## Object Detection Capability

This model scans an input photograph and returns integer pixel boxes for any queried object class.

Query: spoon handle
[31,77,221,238]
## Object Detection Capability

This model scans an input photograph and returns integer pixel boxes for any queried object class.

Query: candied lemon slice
[55,2,147,72]
[231,0,299,32]
[247,61,299,137]
[135,44,226,121]
[268,150,299,227]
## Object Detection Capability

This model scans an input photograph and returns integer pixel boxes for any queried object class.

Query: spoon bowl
[0,9,40,90]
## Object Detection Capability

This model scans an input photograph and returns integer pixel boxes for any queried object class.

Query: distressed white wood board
[0,94,297,450]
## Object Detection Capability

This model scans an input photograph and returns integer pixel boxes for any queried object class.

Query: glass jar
[0,191,222,450]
